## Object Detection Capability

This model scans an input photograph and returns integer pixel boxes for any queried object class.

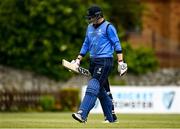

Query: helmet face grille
[86,5,103,20]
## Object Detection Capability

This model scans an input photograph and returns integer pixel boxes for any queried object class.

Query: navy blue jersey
[80,21,122,58]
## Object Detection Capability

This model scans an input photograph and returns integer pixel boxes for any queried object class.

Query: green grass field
[0,112,180,129]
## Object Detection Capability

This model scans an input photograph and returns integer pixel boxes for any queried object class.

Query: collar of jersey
[93,20,105,29]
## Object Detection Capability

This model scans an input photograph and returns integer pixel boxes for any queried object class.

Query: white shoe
[102,120,111,123]
[72,113,86,123]
[102,120,119,123]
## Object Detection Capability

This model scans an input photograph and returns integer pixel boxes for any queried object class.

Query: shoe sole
[102,119,119,124]
[102,121,119,124]
[113,121,119,123]
[72,113,85,123]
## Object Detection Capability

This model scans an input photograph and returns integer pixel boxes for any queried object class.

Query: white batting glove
[118,61,128,76]
[71,58,80,68]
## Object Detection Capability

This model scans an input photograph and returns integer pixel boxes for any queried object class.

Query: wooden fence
[0,91,60,111]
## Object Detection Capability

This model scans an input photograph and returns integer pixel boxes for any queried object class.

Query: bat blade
[62,59,91,76]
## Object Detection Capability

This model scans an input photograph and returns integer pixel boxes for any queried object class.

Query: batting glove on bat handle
[118,61,128,76]
[71,59,80,67]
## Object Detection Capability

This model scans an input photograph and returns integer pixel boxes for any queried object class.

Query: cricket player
[71,5,127,123]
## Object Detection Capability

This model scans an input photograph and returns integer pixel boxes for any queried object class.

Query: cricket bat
[62,59,91,77]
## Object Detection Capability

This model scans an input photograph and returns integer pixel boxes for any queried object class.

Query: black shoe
[72,113,86,123]
[103,114,119,123]
[113,114,118,122]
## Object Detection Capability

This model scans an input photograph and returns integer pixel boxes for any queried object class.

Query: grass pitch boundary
[0,112,180,128]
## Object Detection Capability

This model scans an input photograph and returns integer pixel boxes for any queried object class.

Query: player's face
[87,16,97,24]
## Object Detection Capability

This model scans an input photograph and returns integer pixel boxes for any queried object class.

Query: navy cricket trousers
[89,57,113,85]
[79,57,114,122]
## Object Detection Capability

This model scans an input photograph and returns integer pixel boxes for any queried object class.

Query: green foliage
[105,0,144,32]
[39,95,55,111]
[59,88,80,111]
[111,42,158,76]
[0,0,153,81]
[126,46,158,74]
[0,0,107,80]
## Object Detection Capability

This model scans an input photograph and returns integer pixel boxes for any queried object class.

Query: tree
[105,0,143,38]
[0,0,157,81]
[0,0,107,80]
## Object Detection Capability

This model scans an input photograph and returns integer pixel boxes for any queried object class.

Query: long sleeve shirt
[80,21,122,58]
